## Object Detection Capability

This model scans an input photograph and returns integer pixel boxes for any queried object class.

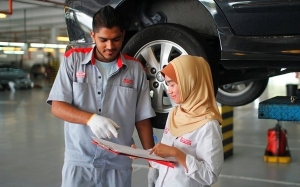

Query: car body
[63,0,300,128]
[0,65,34,90]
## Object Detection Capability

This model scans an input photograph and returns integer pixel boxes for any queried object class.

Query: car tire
[122,23,218,129]
[216,78,269,106]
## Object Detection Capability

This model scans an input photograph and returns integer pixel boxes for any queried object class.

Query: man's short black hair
[92,5,124,32]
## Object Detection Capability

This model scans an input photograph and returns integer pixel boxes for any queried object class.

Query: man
[47,5,156,187]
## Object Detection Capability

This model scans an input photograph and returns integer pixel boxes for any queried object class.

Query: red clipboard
[92,137,175,168]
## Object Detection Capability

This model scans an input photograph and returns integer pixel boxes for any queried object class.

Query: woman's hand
[149,143,176,158]
[150,143,188,171]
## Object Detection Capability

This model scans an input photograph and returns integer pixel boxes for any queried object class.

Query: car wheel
[122,23,218,129]
[216,79,269,106]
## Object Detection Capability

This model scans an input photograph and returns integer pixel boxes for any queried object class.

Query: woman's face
[165,75,181,104]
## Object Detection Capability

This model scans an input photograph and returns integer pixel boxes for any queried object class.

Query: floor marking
[220,174,300,186]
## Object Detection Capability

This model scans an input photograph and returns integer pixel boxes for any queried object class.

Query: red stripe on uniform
[64,47,93,58]
[117,55,123,68]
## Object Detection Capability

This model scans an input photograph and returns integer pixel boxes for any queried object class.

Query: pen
[153,134,158,145]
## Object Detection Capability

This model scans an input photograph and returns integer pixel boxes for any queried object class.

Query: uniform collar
[81,46,126,69]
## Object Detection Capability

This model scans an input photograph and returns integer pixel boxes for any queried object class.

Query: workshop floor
[0,73,299,187]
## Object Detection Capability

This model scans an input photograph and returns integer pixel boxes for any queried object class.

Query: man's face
[91,26,125,62]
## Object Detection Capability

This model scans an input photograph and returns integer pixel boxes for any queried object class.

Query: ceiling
[0,0,67,44]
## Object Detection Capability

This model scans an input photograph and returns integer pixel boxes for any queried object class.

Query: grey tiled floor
[1,74,300,187]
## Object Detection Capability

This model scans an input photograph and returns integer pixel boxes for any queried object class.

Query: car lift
[258,96,294,163]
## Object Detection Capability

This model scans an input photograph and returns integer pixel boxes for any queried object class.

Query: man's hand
[148,167,159,187]
[128,144,138,159]
[87,114,120,139]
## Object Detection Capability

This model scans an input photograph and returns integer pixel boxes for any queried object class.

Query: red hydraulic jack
[264,122,291,163]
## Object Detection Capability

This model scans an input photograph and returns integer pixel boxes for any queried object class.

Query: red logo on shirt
[123,78,133,85]
[164,128,169,134]
[76,72,86,78]
[180,137,192,145]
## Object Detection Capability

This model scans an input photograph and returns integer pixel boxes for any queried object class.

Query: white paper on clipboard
[92,137,176,166]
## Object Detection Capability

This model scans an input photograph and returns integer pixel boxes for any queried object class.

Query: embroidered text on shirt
[180,137,192,145]
[76,72,86,78]
[123,78,133,85]
[164,128,169,134]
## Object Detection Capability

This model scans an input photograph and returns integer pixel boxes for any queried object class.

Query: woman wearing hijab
[149,55,223,187]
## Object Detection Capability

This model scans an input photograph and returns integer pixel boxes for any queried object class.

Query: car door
[215,0,300,36]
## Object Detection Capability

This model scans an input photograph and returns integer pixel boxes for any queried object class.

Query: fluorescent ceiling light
[9,42,25,47]
[0,42,25,47]
[3,51,24,54]
[57,44,67,49]
[30,43,67,49]
[30,43,45,48]
[43,48,54,52]
[2,47,21,51]
[0,42,9,46]
[57,36,69,42]
[45,44,58,48]
[28,48,37,52]
[2,47,15,51]
[0,13,6,19]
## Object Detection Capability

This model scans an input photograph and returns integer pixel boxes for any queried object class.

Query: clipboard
[92,137,176,168]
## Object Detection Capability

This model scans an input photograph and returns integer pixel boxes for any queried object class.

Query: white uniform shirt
[151,119,223,187]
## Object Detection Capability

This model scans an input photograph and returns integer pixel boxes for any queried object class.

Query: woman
[149,55,223,187]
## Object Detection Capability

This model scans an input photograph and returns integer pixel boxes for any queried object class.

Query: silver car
[0,65,34,90]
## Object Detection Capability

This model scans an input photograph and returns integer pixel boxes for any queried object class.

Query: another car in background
[0,64,34,90]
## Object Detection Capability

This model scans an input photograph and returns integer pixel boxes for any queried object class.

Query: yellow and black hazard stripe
[218,105,234,159]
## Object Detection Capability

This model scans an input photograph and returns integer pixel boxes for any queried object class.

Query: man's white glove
[87,114,120,139]
[148,167,159,187]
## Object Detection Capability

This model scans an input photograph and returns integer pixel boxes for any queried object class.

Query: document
[92,137,176,168]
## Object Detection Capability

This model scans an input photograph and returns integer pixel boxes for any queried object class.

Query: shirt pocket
[104,85,137,118]
[73,81,88,96]
[118,85,137,100]
[72,82,96,110]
